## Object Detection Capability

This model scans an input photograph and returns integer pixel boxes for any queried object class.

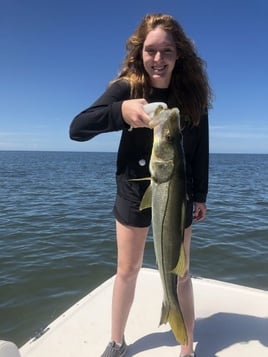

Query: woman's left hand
[193,202,207,222]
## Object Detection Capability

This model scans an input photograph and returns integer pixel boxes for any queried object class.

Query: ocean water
[0,151,267,347]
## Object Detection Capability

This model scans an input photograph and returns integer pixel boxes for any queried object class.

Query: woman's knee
[178,271,191,284]
[115,221,148,281]
[117,262,141,282]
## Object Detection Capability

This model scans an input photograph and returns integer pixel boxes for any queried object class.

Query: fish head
[150,107,182,183]
[144,102,167,119]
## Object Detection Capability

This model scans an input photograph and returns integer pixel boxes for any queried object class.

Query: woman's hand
[193,202,207,222]
[122,99,151,128]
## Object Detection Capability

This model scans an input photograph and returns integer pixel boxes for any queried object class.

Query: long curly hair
[113,13,213,125]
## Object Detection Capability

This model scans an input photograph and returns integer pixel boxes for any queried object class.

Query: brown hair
[112,13,213,125]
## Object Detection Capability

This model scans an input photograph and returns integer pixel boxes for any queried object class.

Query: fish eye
[165,132,173,142]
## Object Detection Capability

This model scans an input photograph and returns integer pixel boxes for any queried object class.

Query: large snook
[141,107,188,345]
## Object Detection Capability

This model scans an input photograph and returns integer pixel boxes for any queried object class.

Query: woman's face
[142,26,177,88]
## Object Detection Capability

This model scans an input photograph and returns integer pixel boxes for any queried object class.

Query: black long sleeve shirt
[70,80,209,203]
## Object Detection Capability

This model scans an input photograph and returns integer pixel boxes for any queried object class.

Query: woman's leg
[111,220,149,344]
[177,225,195,355]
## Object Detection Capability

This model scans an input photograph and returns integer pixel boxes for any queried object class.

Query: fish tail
[168,307,188,345]
[159,302,169,325]
[159,303,188,345]
[171,244,187,278]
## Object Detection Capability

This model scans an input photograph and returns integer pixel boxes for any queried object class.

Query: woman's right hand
[121,99,151,129]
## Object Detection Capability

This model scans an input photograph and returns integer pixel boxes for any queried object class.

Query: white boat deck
[2,268,268,356]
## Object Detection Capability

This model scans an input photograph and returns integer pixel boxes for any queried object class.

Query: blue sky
[1,0,267,153]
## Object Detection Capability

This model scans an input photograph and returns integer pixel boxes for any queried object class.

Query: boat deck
[15,268,268,356]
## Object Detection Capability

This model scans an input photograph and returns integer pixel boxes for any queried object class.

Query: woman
[70,13,212,357]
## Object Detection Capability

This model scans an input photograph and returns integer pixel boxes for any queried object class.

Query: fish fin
[128,177,151,182]
[139,184,152,210]
[159,302,169,325]
[171,244,187,278]
[128,177,152,210]
[159,303,188,345]
[128,177,152,211]
[171,199,187,277]
[168,306,188,345]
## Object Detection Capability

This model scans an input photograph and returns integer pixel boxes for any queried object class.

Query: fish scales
[141,106,188,344]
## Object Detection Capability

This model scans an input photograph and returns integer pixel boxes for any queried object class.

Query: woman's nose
[154,51,163,61]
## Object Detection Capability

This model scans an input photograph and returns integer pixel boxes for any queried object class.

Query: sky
[0,0,267,153]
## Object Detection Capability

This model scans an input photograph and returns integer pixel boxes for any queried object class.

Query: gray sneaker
[101,338,127,357]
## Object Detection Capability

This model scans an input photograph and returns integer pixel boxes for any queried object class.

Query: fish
[141,105,188,345]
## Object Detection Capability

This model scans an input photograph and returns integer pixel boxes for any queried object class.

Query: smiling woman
[69,13,212,357]
[142,27,178,88]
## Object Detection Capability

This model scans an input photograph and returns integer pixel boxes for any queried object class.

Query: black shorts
[113,174,193,228]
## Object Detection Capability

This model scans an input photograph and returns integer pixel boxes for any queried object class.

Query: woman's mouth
[152,65,167,74]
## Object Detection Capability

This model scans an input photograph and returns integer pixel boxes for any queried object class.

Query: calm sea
[0,151,268,347]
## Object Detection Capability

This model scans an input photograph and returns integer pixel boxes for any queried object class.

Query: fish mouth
[148,110,167,129]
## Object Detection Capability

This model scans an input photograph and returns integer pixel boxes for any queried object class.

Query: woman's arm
[192,113,209,203]
[69,80,130,141]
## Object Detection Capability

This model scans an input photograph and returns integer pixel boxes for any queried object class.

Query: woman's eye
[145,48,174,56]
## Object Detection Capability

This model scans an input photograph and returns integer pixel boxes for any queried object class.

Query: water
[0,151,267,347]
